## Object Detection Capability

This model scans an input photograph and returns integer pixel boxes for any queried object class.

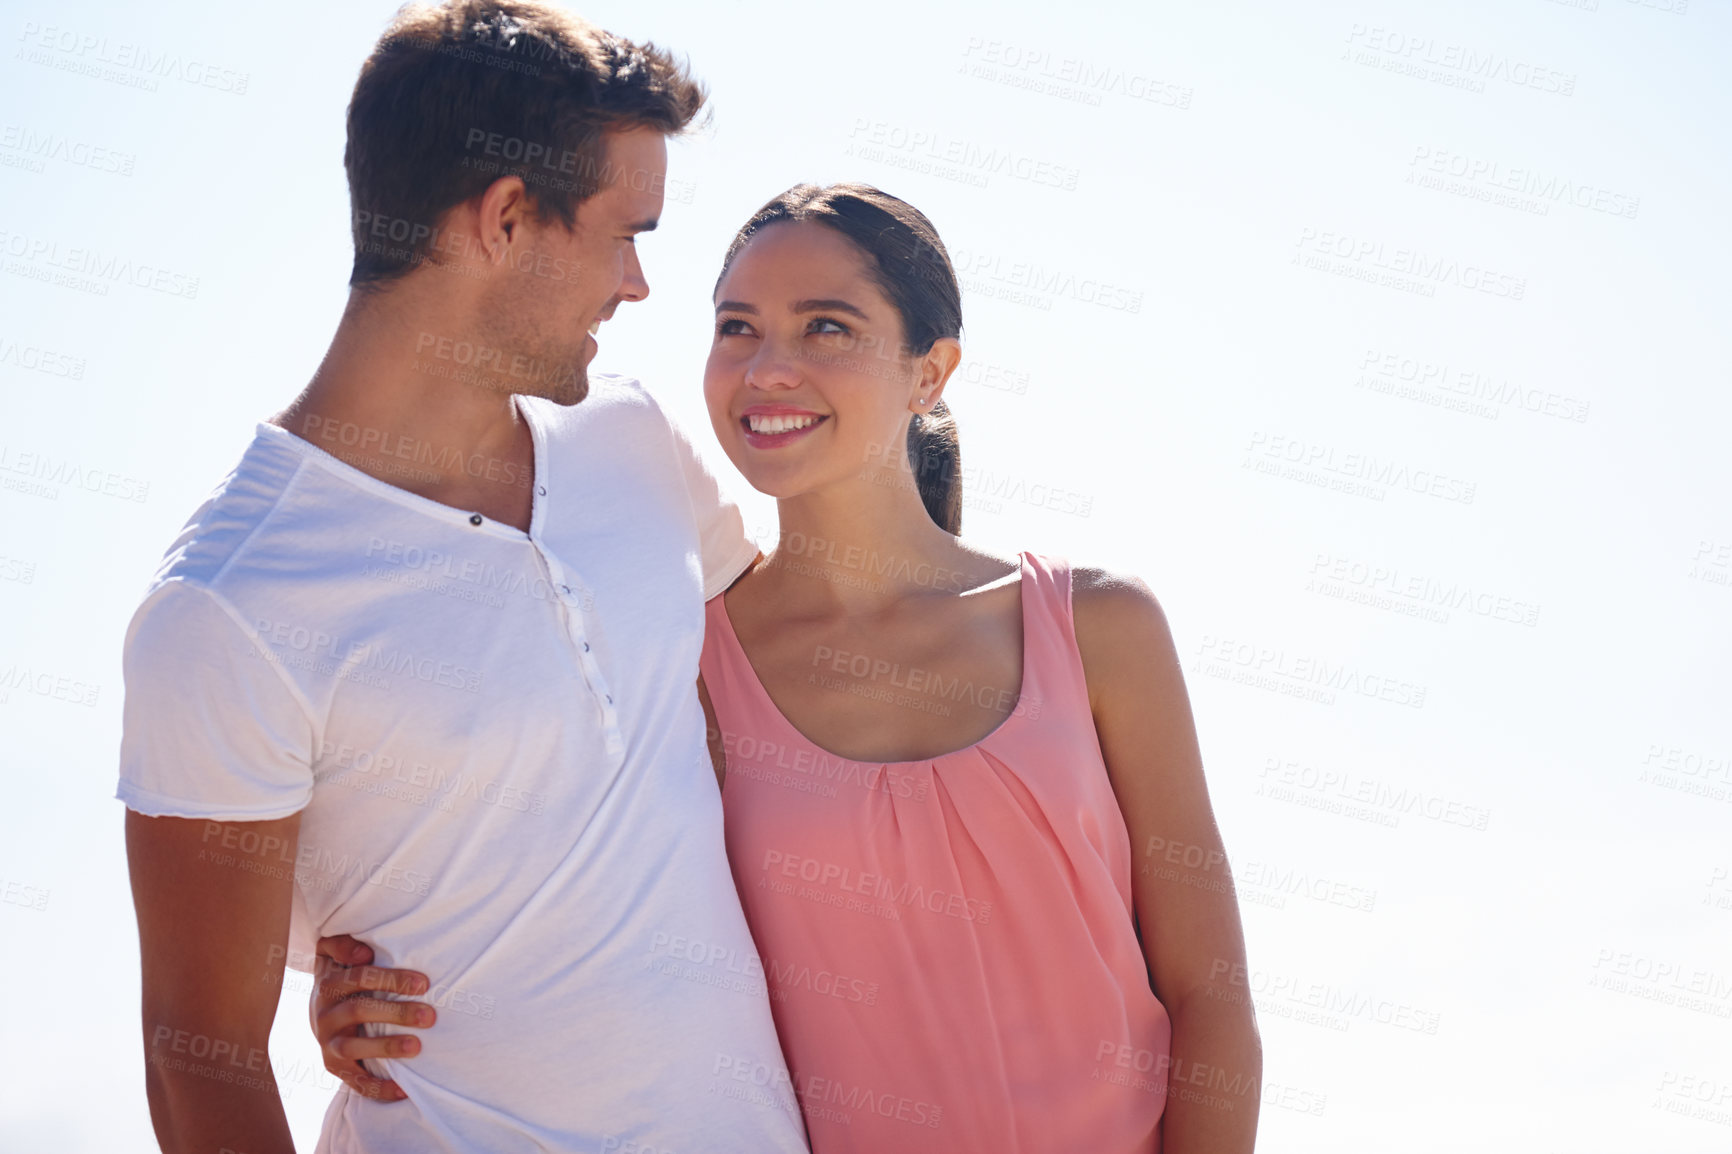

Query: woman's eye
[716,318,752,337]
[809,317,849,336]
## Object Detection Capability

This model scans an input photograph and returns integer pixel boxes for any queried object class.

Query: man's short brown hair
[345,0,705,287]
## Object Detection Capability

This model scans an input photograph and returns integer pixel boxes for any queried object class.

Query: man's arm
[653,391,760,600]
[127,811,302,1154]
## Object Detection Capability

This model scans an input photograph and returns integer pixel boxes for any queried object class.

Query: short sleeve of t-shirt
[662,408,758,599]
[116,579,316,821]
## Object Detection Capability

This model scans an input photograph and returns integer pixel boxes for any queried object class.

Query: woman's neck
[753,485,1003,616]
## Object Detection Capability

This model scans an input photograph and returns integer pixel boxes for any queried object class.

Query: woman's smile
[739,403,831,449]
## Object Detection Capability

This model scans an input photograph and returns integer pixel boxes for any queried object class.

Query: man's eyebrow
[626,219,659,233]
[791,298,868,319]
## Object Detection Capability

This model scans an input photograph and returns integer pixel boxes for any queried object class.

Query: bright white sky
[2,0,1729,1149]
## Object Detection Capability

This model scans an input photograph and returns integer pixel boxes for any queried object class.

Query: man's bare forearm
[128,811,304,1154]
[143,1043,295,1154]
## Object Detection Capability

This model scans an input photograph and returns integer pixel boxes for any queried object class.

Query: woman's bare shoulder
[1069,564,1178,690]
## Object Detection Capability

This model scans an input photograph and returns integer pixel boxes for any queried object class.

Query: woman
[311,184,1260,1151]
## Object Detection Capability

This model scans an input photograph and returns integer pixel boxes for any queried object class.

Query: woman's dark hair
[715,182,964,534]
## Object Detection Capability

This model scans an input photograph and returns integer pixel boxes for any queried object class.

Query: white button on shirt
[116,378,805,1153]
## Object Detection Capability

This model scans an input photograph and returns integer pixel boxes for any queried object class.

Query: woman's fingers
[321,1030,415,1102]
[326,1030,423,1063]
[315,995,428,1102]
[319,994,436,1037]
[316,933,375,966]
[315,959,430,1005]
[340,1068,409,1102]
[305,936,431,1106]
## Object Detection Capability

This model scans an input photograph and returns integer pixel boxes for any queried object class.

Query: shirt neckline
[714,551,1034,768]
[255,396,546,544]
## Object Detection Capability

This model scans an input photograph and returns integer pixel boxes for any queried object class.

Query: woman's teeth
[588,320,601,335]
[747,413,821,434]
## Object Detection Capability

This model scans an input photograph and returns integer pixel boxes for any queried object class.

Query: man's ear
[475,175,531,263]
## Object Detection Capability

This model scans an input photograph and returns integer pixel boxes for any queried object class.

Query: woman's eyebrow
[791,298,868,318]
[713,298,870,318]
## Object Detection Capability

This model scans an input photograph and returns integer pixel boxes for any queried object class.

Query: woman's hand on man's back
[310,933,434,1102]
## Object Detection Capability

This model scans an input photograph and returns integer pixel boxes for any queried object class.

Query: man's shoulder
[525,375,676,443]
[146,426,308,595]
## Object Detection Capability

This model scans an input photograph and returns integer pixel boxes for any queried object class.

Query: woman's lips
[740,412,828,449]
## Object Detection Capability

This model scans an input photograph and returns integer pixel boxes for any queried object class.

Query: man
[117,3,806,1151]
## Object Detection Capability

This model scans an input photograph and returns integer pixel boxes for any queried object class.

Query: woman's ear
[914,337,963,411]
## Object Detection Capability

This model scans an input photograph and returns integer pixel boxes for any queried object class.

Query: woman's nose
[745,341,803,391]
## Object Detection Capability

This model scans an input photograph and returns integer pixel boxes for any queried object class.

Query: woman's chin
[742,476,807,501]
[733,463,825,503]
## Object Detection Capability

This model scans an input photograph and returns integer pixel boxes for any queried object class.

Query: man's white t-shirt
[117,377,808,1153]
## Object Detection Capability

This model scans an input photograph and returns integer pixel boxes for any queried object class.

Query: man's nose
[618,243,649,303]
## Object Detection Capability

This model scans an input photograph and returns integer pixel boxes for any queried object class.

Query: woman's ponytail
[906,399,962,535]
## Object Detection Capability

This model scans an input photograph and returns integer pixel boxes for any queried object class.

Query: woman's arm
[698,553,760,794]
[698,674,726,790]
[1073,567,1262,1153]
[696,551,765,786]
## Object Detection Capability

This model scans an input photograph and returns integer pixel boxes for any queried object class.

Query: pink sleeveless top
[700,552,1171,1153]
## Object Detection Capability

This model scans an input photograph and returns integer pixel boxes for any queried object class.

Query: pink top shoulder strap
[1017,551,1094,721]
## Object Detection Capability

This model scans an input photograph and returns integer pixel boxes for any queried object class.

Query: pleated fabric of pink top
[699,552,1171,1153]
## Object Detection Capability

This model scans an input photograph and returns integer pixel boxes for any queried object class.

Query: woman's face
[704,221,932,501]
